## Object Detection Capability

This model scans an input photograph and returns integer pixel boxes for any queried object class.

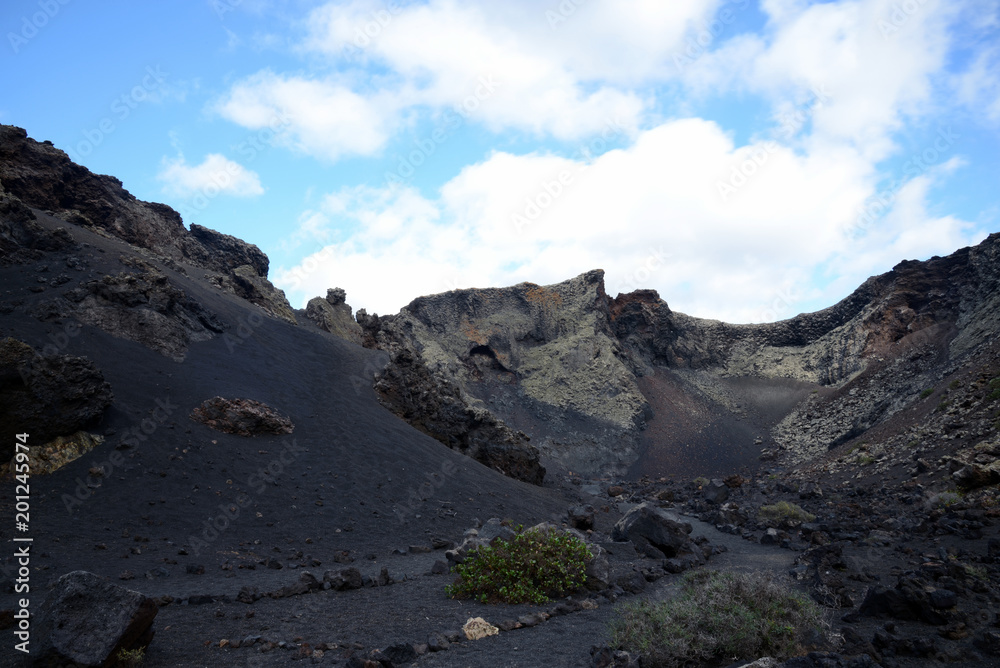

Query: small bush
[857,454,876,466]
[920,388,935,399]
[950,379,962,390]
[116,648,145,668]
[988,389,1000,402]
[610,570,827,668]
[446,526,591,604]
[693,476,710,487]
[990,377,1000,390]
[758,501,816,526]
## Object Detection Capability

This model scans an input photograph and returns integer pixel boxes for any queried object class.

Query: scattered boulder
[703,479,730,504]
[591,646,641,667]
[323,567,363,591]
[568,504,596,530]
[462,617,499,640]
[953,462,1000,491]
[189,397,294,437]
[33,570,157,667]
[445,518,517,564]
[853,576,951,625]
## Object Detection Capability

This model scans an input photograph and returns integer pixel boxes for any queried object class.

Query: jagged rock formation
[30,267,227,362]
[0,124,294,321]
[305,288,363,344]
[361,234,1000,479]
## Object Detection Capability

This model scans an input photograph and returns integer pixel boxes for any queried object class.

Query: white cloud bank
[272,117,983,323]
[157,153,264,198]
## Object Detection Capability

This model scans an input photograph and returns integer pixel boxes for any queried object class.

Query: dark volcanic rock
[53,269,226,362]
[33,570,157,667]
[187,223,268,277]
[0,338,112,459]
[568,504,596,530]
[189,397,294,437]
[611,502,700,563]
[372,345,544,485]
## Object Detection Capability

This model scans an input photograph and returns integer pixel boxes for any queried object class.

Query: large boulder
[189,397,294,437]
[0,338,113,460]
[33,570,158,667]
[611,502,695,559]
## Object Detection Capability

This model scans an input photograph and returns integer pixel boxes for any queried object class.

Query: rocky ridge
[360,234,1000,484]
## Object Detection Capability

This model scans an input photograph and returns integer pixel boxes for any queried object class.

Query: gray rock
[305,288,363,344]
[611,502,694,559]
[33,570,157,667]
[703,479,729,504]
[569,504,596,530]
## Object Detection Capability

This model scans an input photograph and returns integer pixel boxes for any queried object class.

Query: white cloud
[272,117,981,323]
[215,0,723,160]
[213,70,408,162]
[157,153,264,198]
[685,0,957,161]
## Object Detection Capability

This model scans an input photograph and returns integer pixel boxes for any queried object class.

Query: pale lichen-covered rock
[305,287,363,344]
[462,617,499,640]
[1,431,103,476]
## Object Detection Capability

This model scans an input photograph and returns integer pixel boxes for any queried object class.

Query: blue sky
[2,0,998,323]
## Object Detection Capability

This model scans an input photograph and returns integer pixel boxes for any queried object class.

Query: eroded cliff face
[361,234,1000,480]
[0,125,295,323]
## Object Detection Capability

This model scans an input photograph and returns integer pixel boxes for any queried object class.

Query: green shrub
[990,377,1000,390]
[988,389,1000,402]
[950,379,962,390]
[610,570,827,668]
[446,526,591,604]
[116,648,145,668]
[693,476,710,487]
[758,501,816,526]
[857,454,876,465]
[920,388,934,399]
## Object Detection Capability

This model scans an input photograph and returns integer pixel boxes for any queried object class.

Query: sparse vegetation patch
[446,525,591,604]
[758,501,816,526]
[610,570,827,668]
